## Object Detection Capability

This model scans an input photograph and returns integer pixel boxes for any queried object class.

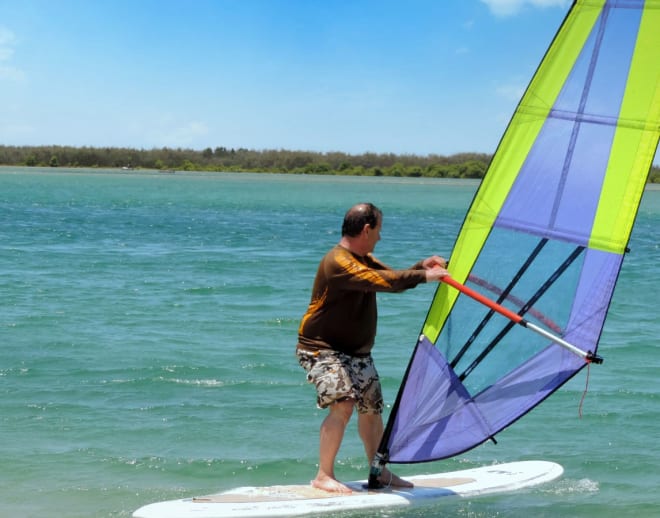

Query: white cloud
[0,65,25,81]
[0,27,15,46]
[481,0,570,17]
[0,27,16,60]
[0,26,25,81]
[0,47,14,61]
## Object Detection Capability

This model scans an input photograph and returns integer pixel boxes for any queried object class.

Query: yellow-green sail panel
[591,5,660,253]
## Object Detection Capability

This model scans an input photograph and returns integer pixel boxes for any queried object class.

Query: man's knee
[330,398,355,423]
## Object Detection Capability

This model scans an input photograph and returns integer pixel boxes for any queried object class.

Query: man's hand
[425,265,449,282]
[421,255,448,270]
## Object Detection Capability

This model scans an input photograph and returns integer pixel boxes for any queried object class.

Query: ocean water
[1,167,658,518]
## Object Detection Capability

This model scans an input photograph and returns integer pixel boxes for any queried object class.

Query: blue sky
[0,0,589,156]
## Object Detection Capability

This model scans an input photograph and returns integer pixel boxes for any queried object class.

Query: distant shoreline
[0,165,482,185]
[0,144,492,180]
[3,165,659,192]
[1,144,658,182]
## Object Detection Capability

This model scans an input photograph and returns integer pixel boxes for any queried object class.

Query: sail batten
[371,0,660,476]
[545,109,657,130]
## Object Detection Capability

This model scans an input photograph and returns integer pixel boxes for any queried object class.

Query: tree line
[0,144,658,181]
[0,145,490,179]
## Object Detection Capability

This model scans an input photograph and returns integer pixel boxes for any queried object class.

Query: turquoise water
[1,167,658,518]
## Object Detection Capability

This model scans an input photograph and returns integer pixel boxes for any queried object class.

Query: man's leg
[357,412,413,488]
[312,399,354,493]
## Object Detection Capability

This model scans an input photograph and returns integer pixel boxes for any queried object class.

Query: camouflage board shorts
[296,349,383,414]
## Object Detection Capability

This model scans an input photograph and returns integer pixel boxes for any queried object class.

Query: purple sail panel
[474,346,585,436]
[387,336,494,463]
[388,339,588,463]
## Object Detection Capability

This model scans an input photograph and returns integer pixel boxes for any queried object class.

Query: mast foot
[366,452,387,490]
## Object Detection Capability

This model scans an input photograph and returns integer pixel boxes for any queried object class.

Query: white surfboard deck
[133,460,562,518]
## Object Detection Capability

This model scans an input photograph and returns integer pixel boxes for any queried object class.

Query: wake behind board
[133,460,563,518]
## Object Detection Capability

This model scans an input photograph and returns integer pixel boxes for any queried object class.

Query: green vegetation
[0,145,491,179]
[0,145,657,181]
[649,167,660,183]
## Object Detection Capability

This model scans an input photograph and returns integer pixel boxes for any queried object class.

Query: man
[296,202,448,493]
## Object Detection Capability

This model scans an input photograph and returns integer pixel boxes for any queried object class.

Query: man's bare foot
[379,468,414,488]
[311,474,353,494]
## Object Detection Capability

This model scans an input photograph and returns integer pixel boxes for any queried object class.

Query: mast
[367,336,424,488]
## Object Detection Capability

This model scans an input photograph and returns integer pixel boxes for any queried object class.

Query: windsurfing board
[132,460,563,518]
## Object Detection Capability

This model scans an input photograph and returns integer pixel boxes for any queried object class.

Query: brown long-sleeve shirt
[297,245,427,356]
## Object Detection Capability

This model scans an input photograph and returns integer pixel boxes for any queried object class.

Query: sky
[0,0,621,157]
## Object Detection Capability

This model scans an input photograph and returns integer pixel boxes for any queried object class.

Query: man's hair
[341,203,382,237]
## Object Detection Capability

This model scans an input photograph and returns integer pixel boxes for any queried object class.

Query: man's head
[340,203,382,256]
[341,203,382,237]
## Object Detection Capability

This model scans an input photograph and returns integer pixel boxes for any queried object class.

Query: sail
[376,0,660,471]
